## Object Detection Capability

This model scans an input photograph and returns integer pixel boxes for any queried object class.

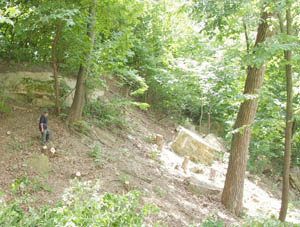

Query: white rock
[171,127,216,165]
[6,131,11,135]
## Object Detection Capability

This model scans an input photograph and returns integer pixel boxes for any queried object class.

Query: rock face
[0,71,105,107]
[290,167,300,192]
[171,127,217,165]
[203,134,227,153]
[186,176,221,195]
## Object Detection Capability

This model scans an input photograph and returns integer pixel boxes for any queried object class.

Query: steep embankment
[0,70,300,226]
[1,101,300,226]
[0,100,237,226]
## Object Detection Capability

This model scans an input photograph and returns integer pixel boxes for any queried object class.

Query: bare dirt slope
[0,100,299,226]
[0,100,237,226]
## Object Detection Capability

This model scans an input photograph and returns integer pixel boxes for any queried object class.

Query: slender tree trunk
[52,21,62,115]
[279,6,293,222]
[199,103,203,132]
[67,1,96,124]
[221,11,269,216]
[208,105,211,134]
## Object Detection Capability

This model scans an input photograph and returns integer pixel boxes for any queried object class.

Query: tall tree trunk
[67,1,96,124]
[221,11,269,216]
[279,6,293,222]
[52,21,62,115]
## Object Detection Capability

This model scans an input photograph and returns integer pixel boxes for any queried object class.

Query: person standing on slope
[39,110,50,145]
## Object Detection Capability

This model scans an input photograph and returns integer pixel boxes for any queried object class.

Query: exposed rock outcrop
[0,71,105,107]
[171,127,219,165]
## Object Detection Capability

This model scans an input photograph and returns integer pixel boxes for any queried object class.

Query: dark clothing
[39,115,48,131]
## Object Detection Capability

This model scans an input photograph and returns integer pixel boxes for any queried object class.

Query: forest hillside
[1,0,300,226]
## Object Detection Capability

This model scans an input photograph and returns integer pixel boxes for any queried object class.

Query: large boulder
[203,134,227,153]
[186,175,221,195]
[290,167,300,192]
[171,127,217,165]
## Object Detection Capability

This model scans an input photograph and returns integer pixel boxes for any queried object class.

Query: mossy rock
[27,154,50,174]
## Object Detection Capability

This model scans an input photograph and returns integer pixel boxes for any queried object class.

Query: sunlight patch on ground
[159,145,300,224]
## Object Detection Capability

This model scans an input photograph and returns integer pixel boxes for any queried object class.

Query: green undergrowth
[242,216,300,227]
[188,215,300,227]
[83,96,149,130]
[0,93,11,114]
[0,180,159,227]
[84,97,130,129]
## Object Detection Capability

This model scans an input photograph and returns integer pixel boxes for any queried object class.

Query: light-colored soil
[0,100,299,226]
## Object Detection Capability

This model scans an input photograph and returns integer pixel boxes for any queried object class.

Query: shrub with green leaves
[72,120,90,134]
[0,180,159,226]
[84,97,130,129]
[242,216,298,227]
[201,216,223,227]
[89,144,104,166]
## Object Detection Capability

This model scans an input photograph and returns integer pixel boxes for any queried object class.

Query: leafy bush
[10,174,52,195]
[242,216,298,227]
[89,144,105,166]
[72,120,90,134]
[84,97,130,129]
[201,216,223,227]
[0,180,159,226]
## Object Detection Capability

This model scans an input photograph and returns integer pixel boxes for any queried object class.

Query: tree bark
[52,21,62,115]
[279,6,293,222]
[243,19,250,54]
[199,103,203,131]
[67,1,96,124]
[221,11,269,216]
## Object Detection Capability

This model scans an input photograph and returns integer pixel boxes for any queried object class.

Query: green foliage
[149,151,158,160]
[200,216,223,227]
[5,141,24,152]
[242,215,298,227]
[0,98,11,114]
[59,79,72,104]
[120,175,130,184]
[0,0,300,194]
[10,174,52,196]
[10,175,32,195]
[89,144,104,166]
[132,102,150,111]
[0,180,159,226]
[153,186,163,198]
[22,78,53,93]
[72,120,90,134]
[84,97,130,129]
[0,7,17,25]
[0,92,11,114]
